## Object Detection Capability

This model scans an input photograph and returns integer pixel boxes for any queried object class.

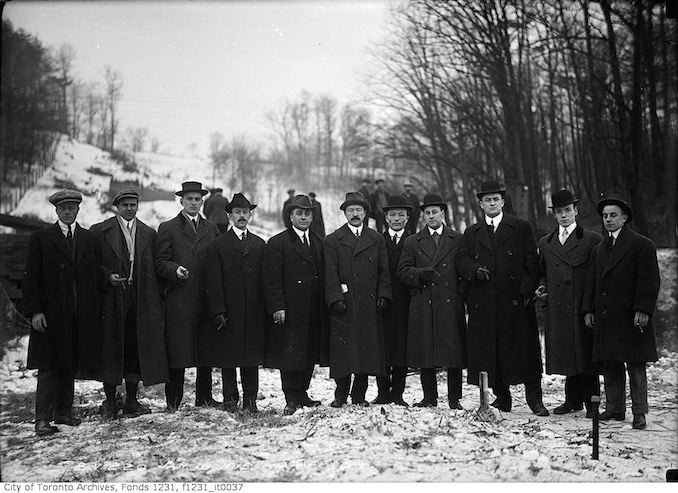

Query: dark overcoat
[324,224,391,378]
[382,231,410,367]
[203,194,230,226]
[23,223,101,371]
[583,225,659,363]
[398,227,466,369]
[90,216,169,385]
[201,228,266,367]
[309,200,326,238]
[457,214,542,387]
[263,228,329,370]
[155,213,219,369]
[538,224,601,376]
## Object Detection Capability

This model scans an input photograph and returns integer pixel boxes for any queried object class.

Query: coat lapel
[354,229,376,256]
[179,213,197,241]
[48,223,73,263]
[546,228,571,264]
[417,229,436,261]
[475,223,494,251]
[135,220,152,258]
[493,215,517,249]
[603,226,633,276]
[289,229,314,263]
[431,227,456,266]
[338,224,358,251]
[227,228,245,254]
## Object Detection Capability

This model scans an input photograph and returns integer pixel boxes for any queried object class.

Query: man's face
[423,206,444,230]
[180,192,203,216]
[229,207,252,229]
[344,205,365,226]
[386,208,408,231]
[479,193,504,218]
[553,203,577,228]
[55,202,79,225]
[290,208,313,231]
[602,205,627,233]
[116,198,139,222]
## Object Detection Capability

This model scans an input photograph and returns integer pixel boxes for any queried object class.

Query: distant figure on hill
[203,188,230,234]
[370,179,390,233]
[402,181,420,234]
[308,192,326,238]
[282,188,295,228]
[357,179,372,228]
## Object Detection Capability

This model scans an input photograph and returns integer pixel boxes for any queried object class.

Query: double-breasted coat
[324,224,391,378]
[90,216,169,385]
[201,228,266,368]
[583,225,659,363]
[398,227,466,369]
[538,224,601,376]
[382,231,410,367]
[23,223,101,372]
[263,228,329,370]
[457,214,542,386]
[154,213,219,369]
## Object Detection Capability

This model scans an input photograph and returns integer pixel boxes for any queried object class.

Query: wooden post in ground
[591,395,600,460]
[480,371,489,407]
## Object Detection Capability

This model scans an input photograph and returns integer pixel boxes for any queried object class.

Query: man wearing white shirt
[536,189,602,418]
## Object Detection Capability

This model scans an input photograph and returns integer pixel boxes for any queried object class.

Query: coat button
[601,309,607,315]
[512,299,518,306]
[446,299,451,303]
[474,303,479,309]
[474,254,479,260]
[370,294,375,298]
[507,250,513,256]
[602,291,607,296]
[509,275,515,280]
[297,280,302,284]
[442,264,447,268]
[444,281,449,286]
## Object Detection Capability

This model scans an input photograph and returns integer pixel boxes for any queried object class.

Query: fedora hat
[49,189,82,206]
[175,181,208,197]
[225,192,257,213]
[285,194,315,215]
[596,193,633,222]
[383,195,413,212]
[420,193,447,211]
[112,188,139,206]
[476,180,506,199]
[549,189,578,209]
[340,191,369,211]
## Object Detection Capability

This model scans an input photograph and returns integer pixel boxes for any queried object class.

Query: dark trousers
[492,376,545,411]
[165,367,215,408]
[564,373,600,408]
[376,366,407,399]
[35,369,75,422]
[419,367,462,402]
[281,366,314,405]
[334,373,369,403]
[122,296,141,381]
[603,361,648,414]
[222,367,259,404]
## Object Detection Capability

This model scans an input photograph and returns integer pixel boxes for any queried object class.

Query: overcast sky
[5,0,391,155]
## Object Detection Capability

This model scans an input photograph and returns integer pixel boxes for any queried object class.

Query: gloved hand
[475,266,490,281]
[332,301,347,314]
[420,266,436,281]
[214,313,227,330]
[376,297,388,312]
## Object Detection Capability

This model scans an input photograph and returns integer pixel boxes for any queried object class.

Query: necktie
[560,228,569,245]
[193,219,199,231]
[392,234,397,244]
[241,232,246,241]
[355,229,360,238]
[67,225,74,252]
[488,220,495,235]
[432,231,439,248]
[127,221,133,235]
[606,234,614,253]
[303,233,309,247]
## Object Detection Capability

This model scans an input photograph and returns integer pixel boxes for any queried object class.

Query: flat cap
[112,188,140,206]
[49,189,82,206]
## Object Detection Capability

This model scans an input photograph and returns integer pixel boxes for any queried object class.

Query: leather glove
[420,266,436,281]
[214,313,227,330]
[376,297,388,312]
[331,301,347,314]
[475,266,490,281]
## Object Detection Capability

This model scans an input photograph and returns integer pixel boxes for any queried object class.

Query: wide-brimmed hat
[210,187,223,194]
[112,188,139,206]
[383,195,413,212]
[420,193,447,211]
[476,180,506,199]
[340,191,369,211]
[176,181,208,197]
[226,192,257,213]
[549,189,578,209]
[285,194,315,215]
[287,188,295,194]
[49,189,82,206]
[596,194,633,222]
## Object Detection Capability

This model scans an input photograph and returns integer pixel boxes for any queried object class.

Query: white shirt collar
[292,226,309,240]
[610,228,622,239]
[485,211,503,226]
[387,228,404,239]
[182,212,200,223]
[232,225,247,238]
[428,225,443,236]
[348,224,363,236]
[57,220,76,237]
[119,216,136,229]
[559,222,576,237]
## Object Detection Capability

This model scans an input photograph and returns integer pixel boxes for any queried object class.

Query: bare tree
[103,65,123,151]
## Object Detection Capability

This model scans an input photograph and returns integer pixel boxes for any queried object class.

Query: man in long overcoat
[371,195,412,406]
[23,190,101,436]
[282,189,295,229]
[536,189,601,418]
[370,179,390,233]
[398,194,466,409]
[90,189,168,419]
[203,187,230,234]
[457,180,549,416]
[202,193,266,413]
[263,194,329,415]
[402,182,420,234]
[324,192,391,407]
[155,181,220,411]
[583,194,660,430]
[308,192,326,238]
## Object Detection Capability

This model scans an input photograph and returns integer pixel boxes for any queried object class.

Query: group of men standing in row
[23,179,660,437]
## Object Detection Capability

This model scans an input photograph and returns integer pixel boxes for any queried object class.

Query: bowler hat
[340,191,369,211]
[476,180,506,199]
[420,193,447,211]
[308,192,317,198]
[287,188,295,194]
[49,189,82,206]
[226,193,257,213]
[175,181,208,197]
[112,188,139,206]
[383,195,413,212]
[285,194,315,215]
[596,194,633,222]
[210,188,223,194]
[549,189,578,209]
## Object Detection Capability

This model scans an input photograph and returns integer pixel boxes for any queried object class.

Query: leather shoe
[553,402,583,415]
[599,410,625,421]
[123,400,151,417]
[35,420,59,436]
[101,399,120,420]
[283,403,299,416]
[490,396,511,412]
[300,396,322,407]
[371,394,392,405]
[448,399,463,410]
[530,404,550,417]
[223,400,238,413]
[632,414,646,430]
[392,397,409,407]
[352,399,369,407]
[243,399,259,413]
[53,414,82,426]
[195,397,223,408]
[330,399,345,408]
[413,399,437,408]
